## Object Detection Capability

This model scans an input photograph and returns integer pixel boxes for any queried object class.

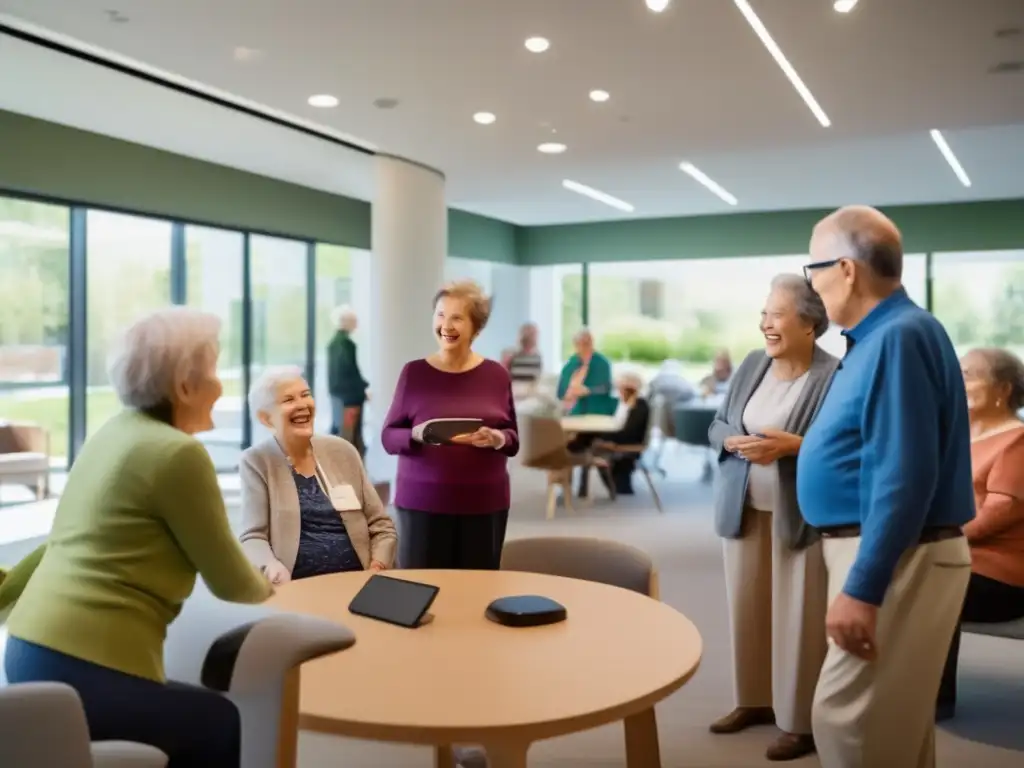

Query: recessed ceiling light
[473,112,496,125]
[589,89,610,103]
[645,0,671,12]
[538,142,567,154]
[929,130,972,187]
[678,162,738,206]
[524,37,550,53]
[833,0,858,12]
[308,94,339,108]
[562,179,635,213]
[733,0,831,127]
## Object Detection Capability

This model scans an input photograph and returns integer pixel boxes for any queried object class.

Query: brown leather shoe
[709,707,776,734]
[765,733,816,761]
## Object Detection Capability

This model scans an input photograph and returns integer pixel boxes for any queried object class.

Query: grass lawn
[0,379,243,462]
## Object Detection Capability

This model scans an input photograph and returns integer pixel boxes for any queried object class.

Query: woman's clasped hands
[724,429,802,465]
[450,426,505,449]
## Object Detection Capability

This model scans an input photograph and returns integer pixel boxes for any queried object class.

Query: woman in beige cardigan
[239,366,397,584]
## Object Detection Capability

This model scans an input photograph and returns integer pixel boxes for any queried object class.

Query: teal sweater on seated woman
[0,410,272,682]
[557,351,618,415]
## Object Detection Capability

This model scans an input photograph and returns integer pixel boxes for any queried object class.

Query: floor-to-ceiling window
[185,225,245,469]
[248,235,308,445]
[529,264,583,371]
[585,254,929,380]
[0,198,71,467]
[931,250,1024,359]
[85,211,172,438]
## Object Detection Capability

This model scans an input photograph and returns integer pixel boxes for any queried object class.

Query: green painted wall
[517,199,1024,265]
[3,109,1021,268]
[0,109,517,263]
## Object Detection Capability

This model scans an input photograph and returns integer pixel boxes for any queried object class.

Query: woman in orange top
[937,347,1024,720]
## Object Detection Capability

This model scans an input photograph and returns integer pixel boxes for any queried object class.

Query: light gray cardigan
[708,345,840,550]
[238,435,397,572]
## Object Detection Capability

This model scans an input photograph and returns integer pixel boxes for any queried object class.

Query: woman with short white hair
[239,366,396,585]
[326,305,369,457]
[587,370,651,495]
[2,307,271,767]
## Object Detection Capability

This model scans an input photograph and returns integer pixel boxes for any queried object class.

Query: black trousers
[566,434,596,496]
[937,571,1024,711]
[5,637,241,767]
[597,455,638,494]
[396,508,509,570]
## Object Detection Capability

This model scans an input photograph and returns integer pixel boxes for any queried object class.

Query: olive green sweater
[1,410,272,682]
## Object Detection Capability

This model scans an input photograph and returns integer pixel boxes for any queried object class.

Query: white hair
[573,327,593,344]
[615,370,644,393]
[248,365,306,416]
[106,307,221,410]
[330,305,358,332]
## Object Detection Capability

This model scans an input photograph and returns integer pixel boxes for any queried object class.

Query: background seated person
[591,372,651,495]
[557,327,617,416]
[504,321,543,383]
[239,366,397,585]
[699,349,734,397]
[937,347,1024,720]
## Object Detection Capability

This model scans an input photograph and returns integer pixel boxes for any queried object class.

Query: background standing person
[327,305,369,458]
[798,205,973,768]
[382,280,518,570]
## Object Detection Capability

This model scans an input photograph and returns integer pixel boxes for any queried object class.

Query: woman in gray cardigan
[238,366,397,585]
[707,274,839,762]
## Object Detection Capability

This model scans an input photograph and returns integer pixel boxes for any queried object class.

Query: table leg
[433,744,454,768]
[624,707,661,767]
[483,740,530,768]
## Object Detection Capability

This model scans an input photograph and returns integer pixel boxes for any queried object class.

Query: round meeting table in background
[268,569,702,768]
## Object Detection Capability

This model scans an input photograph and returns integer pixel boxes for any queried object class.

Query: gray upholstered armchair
[164,578,355,768]
[0,681,168,767]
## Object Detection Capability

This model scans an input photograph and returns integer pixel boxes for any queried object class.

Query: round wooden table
[268,569,702,768]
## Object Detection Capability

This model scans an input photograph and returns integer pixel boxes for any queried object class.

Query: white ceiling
[1,0,1023,225]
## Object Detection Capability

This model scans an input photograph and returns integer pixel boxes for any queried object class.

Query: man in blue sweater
[797,206,974,767]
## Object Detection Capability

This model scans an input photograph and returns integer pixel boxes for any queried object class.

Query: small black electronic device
[348,574,439,628]
[485,595,567,627]
[751,432,767,438]
[420,418,484,445]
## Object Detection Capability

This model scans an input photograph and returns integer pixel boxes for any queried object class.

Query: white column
[370,153,447,430]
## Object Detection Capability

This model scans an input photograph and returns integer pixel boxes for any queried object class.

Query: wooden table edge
[295,653,702,745]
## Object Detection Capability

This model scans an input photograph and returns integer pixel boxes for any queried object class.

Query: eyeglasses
[803,259,840,282]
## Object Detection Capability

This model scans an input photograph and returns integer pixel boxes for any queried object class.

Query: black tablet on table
[348,574,440,628]
[421,418,483,445]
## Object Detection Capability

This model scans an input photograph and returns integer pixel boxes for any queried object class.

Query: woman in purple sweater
[382,280,519,570]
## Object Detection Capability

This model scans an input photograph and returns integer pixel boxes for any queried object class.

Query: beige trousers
[812,535,971,768]
[723,507,828,734]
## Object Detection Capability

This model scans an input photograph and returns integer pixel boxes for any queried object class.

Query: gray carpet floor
[292,464,1024,768]
[2,460,1021,767]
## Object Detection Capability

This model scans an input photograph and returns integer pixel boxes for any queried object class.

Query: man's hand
[826,592,879,661]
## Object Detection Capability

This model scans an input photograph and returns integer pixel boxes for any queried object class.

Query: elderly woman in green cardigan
[558,328,618,497]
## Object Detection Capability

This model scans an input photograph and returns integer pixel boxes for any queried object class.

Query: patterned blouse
[291,470,363,580]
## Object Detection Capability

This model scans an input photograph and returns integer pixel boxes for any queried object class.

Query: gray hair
[248,365,307,415]
[107,307,221,409]
[330,305,358,332]
[770,273,830,338]
[615,370,644,393]
[573,327,593,344]
[973,348,1024,412]
[815,205,903,279]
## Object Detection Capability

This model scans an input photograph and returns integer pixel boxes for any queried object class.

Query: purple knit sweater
[381,359,519,514]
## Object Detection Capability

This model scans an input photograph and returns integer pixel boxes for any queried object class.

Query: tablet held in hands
[420,418,484,445]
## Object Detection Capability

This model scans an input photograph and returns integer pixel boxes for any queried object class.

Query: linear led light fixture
[732,0,831,127]
[929,129,972,187]
[561,179,635,212]
[678,162,738,206]
[833,0,859,12]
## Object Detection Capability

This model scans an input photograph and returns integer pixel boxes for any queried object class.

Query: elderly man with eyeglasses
[797,205,973,768]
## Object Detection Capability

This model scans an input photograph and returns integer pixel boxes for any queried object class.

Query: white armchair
[0,682,167,768]
[164,578,356,768]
